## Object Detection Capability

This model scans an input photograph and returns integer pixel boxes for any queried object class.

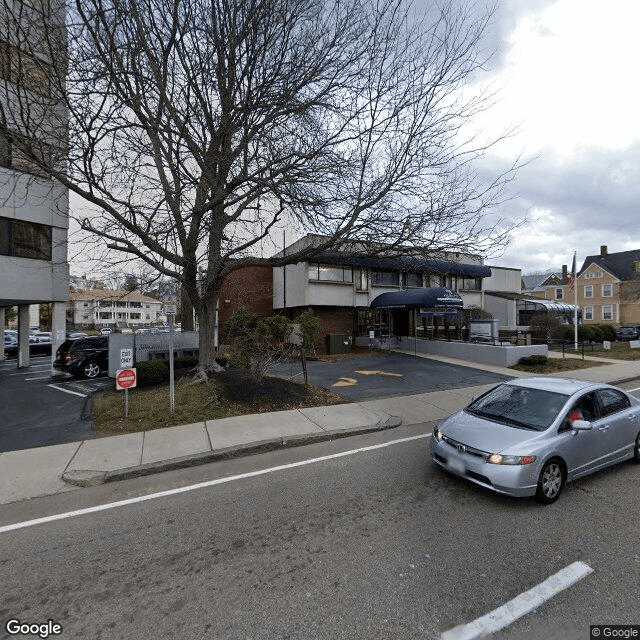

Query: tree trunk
[196,291,223,379]
[180,284,194,331]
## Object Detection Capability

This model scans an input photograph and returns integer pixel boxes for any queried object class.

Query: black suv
[54,336,109,378]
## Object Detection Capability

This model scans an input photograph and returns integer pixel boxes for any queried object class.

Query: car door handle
[598,425,610,432]
[628,414,638,422]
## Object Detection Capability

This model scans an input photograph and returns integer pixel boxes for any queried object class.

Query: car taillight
[64,353,76,363]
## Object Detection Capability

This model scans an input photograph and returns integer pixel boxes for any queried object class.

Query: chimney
[562,265,567,281]
[600,245,608,257]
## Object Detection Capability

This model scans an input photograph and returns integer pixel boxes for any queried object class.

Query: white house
[67,290,163,329]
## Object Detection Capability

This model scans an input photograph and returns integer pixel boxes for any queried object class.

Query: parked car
[29,336,52,356]
[4,334,18,358]
[66,331,88,339]
[100,328,112,335]
[616,326,639,341]
[53,336,109,378]
[4,334,51,357]
[431,377,640,504]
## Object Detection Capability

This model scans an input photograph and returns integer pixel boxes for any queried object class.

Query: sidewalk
[1,352,640,505]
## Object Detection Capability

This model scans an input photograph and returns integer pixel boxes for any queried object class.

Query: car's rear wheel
[82,360,101,379]
[633,432,640,463]
[535,458,565,504]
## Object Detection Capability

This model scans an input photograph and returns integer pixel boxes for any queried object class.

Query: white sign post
[166,299,176,418]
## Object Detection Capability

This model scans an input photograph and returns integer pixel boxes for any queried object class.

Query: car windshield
[466,385,570,431]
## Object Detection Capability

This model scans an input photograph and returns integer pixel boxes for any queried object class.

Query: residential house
[67,290,163,330]
[526,245,640,326]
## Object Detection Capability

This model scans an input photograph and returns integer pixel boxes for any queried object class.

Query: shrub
[596,324,616,341]
[174,356,199,370]
[136,359,169,386]
[518,355,548,367]
[227,349,251,370]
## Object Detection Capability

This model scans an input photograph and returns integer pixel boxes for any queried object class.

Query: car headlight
[433,426,444,442]
[487,454,537,465]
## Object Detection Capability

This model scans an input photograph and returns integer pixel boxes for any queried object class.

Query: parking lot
[0,355,112,453]
[0,350,514,453]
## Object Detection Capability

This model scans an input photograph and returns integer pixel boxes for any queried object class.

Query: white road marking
[0,434,428,534]
[627,386,640,393]
[441,561,594,640]
[25,376,52,381]
[46,384,87,398]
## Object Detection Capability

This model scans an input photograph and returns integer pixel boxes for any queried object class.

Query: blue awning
[370,287,464,311]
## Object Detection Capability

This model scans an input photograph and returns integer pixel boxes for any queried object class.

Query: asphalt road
[268,351,511,400]
[1,423,638,640]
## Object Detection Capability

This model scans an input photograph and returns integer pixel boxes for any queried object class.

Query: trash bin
[325,333,352,355]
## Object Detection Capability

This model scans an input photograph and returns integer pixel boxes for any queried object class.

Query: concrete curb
[61,419,402,487]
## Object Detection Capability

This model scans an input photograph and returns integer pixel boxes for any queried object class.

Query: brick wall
[309,307,357,347]
[218,266,273,333]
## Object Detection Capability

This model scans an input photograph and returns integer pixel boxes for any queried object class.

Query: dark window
[0,216,51,260]
[462,277,481,291]
[308,263,353,283]
[404,272,423,288]
[372,270,400,286]
[597,389,631,417]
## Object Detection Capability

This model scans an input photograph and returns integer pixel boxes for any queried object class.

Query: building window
[404,272,423,288]
[462,277,481,291]
[585,271,603,279]
[602,306,613,321]
[555,288,564,300]
[372,270,400,287]
[308,263,353,283]
[0,216,52,260]
[584,285,594,298]
[356,269,368,291]
[130,313,141,320]
[602,284,612,297]
[584,306,594,321]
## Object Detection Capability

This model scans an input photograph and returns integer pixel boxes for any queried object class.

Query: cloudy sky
[466,0,640,273]
[68,0,638,279]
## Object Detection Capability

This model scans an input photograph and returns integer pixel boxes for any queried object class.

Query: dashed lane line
[441,561,594,640]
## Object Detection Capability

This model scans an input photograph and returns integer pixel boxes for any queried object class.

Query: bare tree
[0,0,520,378]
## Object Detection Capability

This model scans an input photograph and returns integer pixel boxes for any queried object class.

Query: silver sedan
[430,377,640,503]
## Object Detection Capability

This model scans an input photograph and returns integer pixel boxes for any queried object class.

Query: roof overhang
[314,253,491,278]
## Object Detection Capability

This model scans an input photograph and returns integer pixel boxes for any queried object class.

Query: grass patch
[93,370,344,435]
[511,357,608,374]
[573,343,640,360]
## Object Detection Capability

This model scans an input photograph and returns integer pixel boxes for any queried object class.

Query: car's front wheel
[633,432,640,463]
[82,360,101,379]
[535,458,565,504]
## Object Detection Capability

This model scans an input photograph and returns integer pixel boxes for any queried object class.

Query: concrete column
[17,305,30,368]
[51,301,66,374]
[0,307,5,362]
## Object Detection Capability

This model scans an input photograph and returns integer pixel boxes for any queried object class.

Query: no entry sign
[116,368,137,390]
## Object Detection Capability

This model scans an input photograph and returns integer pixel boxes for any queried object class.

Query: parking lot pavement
[268,351,513,401]
[0,356,111,453]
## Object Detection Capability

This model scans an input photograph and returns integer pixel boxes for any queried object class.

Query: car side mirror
[571,420,592,432]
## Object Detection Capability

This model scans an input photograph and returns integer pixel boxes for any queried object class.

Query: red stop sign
[116,368,137,390]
